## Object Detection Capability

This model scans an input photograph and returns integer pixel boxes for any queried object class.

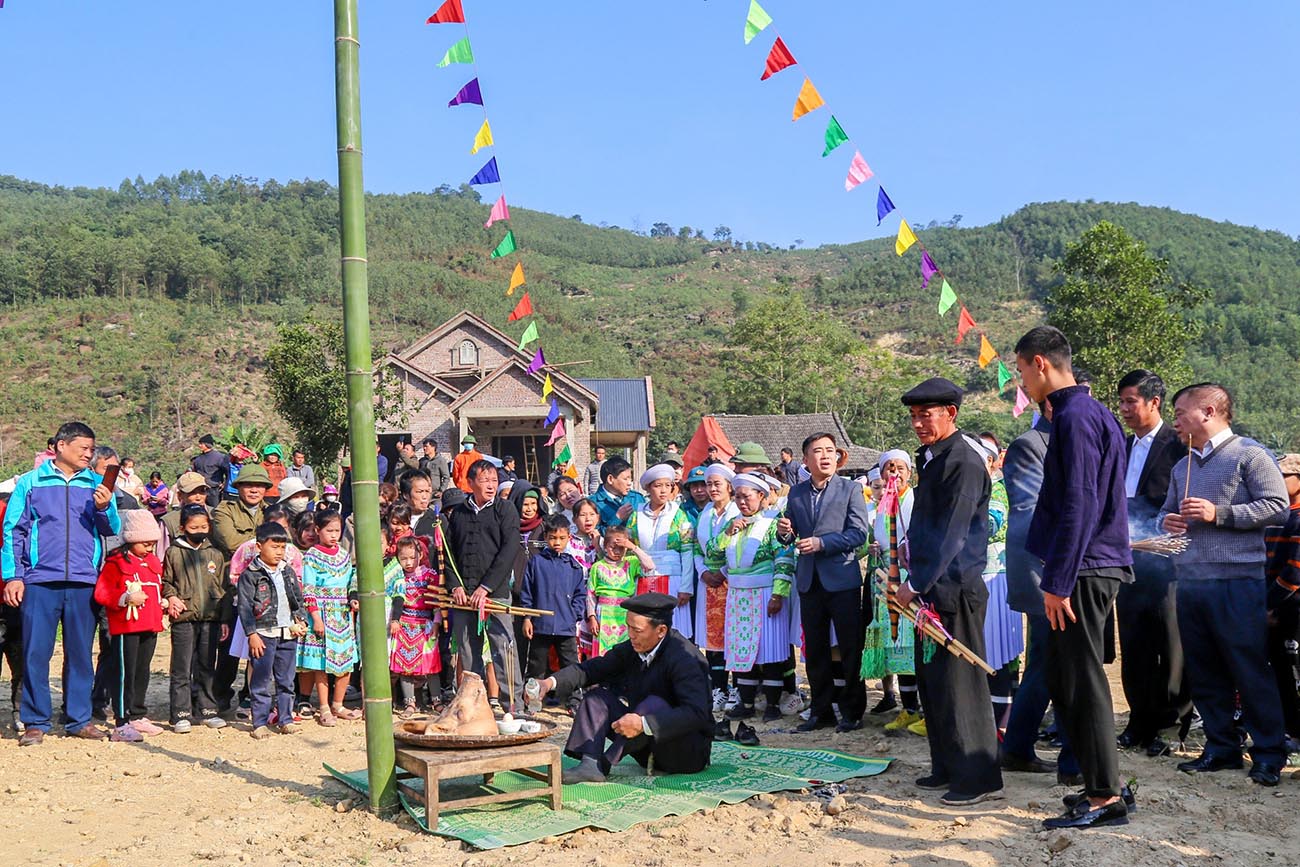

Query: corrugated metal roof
[578,378,653,432]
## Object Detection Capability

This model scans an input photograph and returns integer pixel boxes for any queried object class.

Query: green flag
[437,36,474,68]
[553,443,572,466]
[743,0,772,44]
[516,320,539,351]
[490,230,517,259]
[938,279,957,316]
[997,361,1013,391]
[822,115,849,157]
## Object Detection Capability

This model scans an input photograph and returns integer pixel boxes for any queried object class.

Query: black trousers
[1046,573,1122,798]
[1266,581,1300,738]
[111,632,158,724]
[1117,563,1190,742]
[169,621,221,723]
[915,581,1002,797]
[526,634,579,688]
[565,688,707,774]
[213,628,243,710]
[800,575,865,722]
[89,607,112,712]
[0,605,23,707]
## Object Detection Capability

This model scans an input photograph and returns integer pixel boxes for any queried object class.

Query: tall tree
[1047,220,1208,398]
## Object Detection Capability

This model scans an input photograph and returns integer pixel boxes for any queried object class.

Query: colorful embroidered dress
[390,564,442,677]
[587,555,641,655]
[627,501,696,637]
[694,501,740,651]
[705,514,795,672]
[296,544,358,674]
[861,487,916,679]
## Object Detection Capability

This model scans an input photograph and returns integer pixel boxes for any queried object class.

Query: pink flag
[1012,386,1030,418]
[546,417,566,447]
[527,348,546,374]
[484,194,509,228]
[844,151,873,191]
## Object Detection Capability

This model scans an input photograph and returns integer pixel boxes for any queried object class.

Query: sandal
[316,711,337,727]
[332,705,362,721]
[399,701,417,721]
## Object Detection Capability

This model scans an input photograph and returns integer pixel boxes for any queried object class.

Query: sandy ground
[1,634,1296,867]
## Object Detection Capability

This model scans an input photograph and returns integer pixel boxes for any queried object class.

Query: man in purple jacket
[1016,327,1134,830]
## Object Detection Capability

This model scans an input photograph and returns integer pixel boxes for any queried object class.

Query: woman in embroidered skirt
[296,509,359,725]
[695,463,739,712]
[626,463,696,638]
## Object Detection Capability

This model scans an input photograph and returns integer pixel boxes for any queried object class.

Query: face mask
[185,532,208,545]
[462,444,472,452]
[284,496,309,515]
[325,495,339,504]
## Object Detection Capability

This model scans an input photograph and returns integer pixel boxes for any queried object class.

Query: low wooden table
[394,742,563,830]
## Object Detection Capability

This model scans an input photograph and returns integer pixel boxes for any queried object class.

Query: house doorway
[492,434,552,483]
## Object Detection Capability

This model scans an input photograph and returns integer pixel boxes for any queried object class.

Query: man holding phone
[2,421,121,745]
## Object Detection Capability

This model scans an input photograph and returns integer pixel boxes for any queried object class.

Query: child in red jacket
[94,511,166,743]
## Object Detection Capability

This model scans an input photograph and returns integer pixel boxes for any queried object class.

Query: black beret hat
[901,377,964,408]
[621,593,677,619]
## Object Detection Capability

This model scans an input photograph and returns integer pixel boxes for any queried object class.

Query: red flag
[426,0,464,24]
[955,306,976,344]
[760,37,797,80]
[507,292,533,322]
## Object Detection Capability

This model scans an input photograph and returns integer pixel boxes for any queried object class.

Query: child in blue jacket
[520,513,588,709]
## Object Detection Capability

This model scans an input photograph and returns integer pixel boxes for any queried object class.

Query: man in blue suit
[777,432,870,733]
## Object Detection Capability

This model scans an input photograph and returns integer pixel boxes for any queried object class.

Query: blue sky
[1,1,1296,246]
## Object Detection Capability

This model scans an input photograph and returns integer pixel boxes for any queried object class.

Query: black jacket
[908,431,991,606]
[552,628,713,774]
[441,496,521,599]
[1126,422,1183,523]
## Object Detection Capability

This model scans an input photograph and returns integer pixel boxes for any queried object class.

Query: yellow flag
[507,261,526,296]
[541,373,553,403]
[470,119,493,155]
[978,334,997,368]
[792,77,825,121]
[895,219,918,256]
[563,461,578,480]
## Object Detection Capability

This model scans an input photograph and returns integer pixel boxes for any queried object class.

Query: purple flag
[544,398,560,426]
[448,78,482,107]
[527,347,546,375]
[921,251,938,289]
[469,157,500,186]
[876,187,895,226]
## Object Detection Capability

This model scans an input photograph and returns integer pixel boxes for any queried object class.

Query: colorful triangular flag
[876,186,895,225]
[507,292,532,322]
[792,78,825,121]
[469,157,500,186]
[541,373,553,401]
[507,261,525,296]
[978,334,997,369]
[546,418,566,447]
[553,442,572,466]
[743,0,772,44]
[426,0,465,24]
[822,116,849,156]
[760,36,796,80]
[490,230,516,259]
[484,194,509,228]
[938,279,957,316]
[470,119,493,154]
[895,219,918,256]
[516,320,539,350]
[997,361,1014,391]
[563,461,578,480]
[844,151,873,190]
[448,78,483,107]
[436,36,473,68]
[955,306,976,344]
[545,397,560,426]
[527,348,546,375]
[921,251,939,289]
[1013,386,1030,418]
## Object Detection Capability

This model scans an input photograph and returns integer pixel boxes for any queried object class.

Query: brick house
[377,311,654,481]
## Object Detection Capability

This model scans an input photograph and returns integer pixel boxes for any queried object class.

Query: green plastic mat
[325,741,892,850]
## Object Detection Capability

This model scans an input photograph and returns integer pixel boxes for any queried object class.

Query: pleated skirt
[982,570,1025,672]
[725,585,792,672]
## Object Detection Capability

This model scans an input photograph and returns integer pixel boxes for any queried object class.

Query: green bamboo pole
[333,0,397,814]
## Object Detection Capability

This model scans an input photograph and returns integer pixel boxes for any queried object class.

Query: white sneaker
[173,719,192,734]
[724,686,741,712]
[203,716,228,729]
[799,706,812,722]
[712,688,727,714]
[779,691,806,716]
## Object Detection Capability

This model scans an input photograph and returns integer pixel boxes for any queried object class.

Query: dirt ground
[1,634,1296,867]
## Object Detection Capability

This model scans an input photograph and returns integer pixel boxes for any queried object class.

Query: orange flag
[507,261,525,296]
[956,306,976,344]
[792,78,825,121]
[507,292,533,322]
[978,334,997,368]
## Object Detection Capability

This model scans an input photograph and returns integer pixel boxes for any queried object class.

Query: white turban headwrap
[639,463,676,488]
[878,449,912,470]
[703,463,735,482]
[732,472,771,495]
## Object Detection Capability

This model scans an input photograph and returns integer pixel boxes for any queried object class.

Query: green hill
[1,172,1297,478]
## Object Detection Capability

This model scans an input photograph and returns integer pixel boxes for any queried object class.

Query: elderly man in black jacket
[441,459,523,711]
[536,593,713,784]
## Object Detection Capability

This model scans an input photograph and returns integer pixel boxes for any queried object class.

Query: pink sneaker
[130,719,164,736]
[110,724,143,743]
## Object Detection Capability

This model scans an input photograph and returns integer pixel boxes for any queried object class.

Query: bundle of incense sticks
[1131,534,1191,557]
[423,589,553,618]
[882,589,995,675]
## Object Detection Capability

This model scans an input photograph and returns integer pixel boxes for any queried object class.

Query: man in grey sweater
[1159,382,1288,786]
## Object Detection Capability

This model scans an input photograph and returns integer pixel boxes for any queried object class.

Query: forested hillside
[1,172,1297,477]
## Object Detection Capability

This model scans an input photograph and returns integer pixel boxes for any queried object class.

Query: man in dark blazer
[777,432,871,733]
[1116,369,1191,754]
[537,594,712,783]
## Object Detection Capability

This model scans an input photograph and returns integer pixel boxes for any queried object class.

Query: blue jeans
[249,633,297,729]
[1002,610,1078,775]
[20,582,97,733]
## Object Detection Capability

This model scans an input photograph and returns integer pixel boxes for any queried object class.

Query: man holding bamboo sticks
[1159,382,1289,786]
[1016,326,1133,830]
[896,377,1003,807]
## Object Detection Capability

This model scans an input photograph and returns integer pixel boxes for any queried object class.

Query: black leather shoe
[795,716,837,733]
[1042,799,1129,830]
[914,774,949,790]
[725,703,755,721]
[713,719,734,741]
[1057,771,1084,786]
[761,705,782,723]
[835,719,863,733]
[1115,730,1142,749]
[869,694,898,714]
[1177,753,1244,774]
[1001,752,1057,774]
[1063,784,1137,814]
[735,722,760,747]
[1248,762,1282,786]
[1145,737,1171,758]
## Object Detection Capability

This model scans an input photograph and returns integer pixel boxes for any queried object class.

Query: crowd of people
[1,325,1298,831]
